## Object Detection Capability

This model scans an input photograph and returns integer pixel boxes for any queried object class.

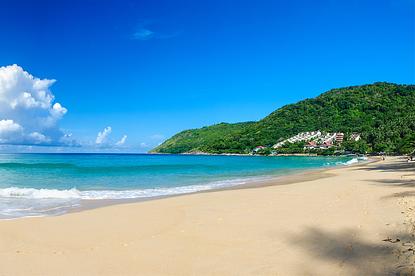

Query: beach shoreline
[67,156,375,217]
[0,154,366,220]
[0,156,413,275]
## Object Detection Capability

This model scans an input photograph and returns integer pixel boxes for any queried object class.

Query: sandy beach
[0,157,414,275]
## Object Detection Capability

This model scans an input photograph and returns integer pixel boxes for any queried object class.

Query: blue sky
[0,0,414,152]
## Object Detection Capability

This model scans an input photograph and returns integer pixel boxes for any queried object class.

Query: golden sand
[0,157,414,275]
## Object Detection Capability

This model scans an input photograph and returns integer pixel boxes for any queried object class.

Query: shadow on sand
[358,159,415,187]
[288,160,415,275]
[288,227,414,275]
[355,160,415,173]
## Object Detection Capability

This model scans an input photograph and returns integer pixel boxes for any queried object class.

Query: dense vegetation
[151,122,255,154]
[151,83,415,155]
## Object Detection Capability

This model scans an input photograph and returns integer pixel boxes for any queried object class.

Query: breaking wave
[0,177,270,219]
[0,177,266,201]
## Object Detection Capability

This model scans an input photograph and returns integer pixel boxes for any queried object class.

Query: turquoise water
[0,153,358,219]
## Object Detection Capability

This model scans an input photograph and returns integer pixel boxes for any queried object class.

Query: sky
[0,0,414,153]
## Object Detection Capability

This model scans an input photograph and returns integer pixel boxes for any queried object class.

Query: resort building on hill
[335,133,344,143]
[252,131,362,154]
[317,132,338,145]
[272,131,357,150]
[273,131,322,148]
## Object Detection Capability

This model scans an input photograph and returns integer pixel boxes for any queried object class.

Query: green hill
[151,82,415,154]
[151,122,255,154]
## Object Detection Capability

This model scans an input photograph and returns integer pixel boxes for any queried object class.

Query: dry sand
[0,156,414,275]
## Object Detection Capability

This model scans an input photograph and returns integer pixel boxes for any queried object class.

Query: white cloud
[131,21,181,41]
[95,127,129,148]
[0,119,22,133]
[132,28,155,40]
[96,126,112,144]
[139,142,148,148]
[0,119,23,143]
[116,135,127,146]
[132,28,181,40]
[28,132,51,144]
[0,65,74,146]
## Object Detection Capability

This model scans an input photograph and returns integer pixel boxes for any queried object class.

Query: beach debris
[382,238,401,243]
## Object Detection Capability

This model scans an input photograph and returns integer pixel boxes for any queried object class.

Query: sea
[0,153,363,219]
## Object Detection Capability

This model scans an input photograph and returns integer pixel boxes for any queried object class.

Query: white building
[273,130,346,149]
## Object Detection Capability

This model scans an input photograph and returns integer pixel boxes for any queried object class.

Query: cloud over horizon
[96,126,112,145]
[0,64,76,146]
[96,126,128,148]
[116,134,127,146]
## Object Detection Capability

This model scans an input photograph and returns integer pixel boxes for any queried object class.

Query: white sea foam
[344,158,359,165]
[0,178,266,219]
[81,178,257,200]
[323,157,367,167]
[0,177,265,202]
[0,187,81,199]
[330,157,360,166]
